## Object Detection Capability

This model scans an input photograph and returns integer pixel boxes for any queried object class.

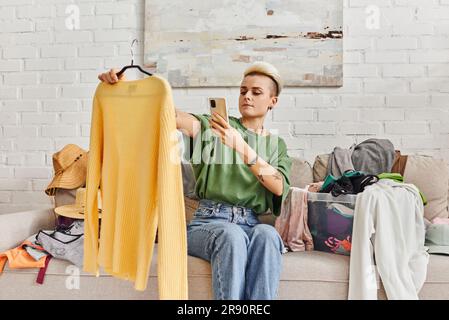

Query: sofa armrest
[0,208,56,252]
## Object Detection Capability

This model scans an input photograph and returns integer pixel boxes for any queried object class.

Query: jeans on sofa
[187,199,284,300]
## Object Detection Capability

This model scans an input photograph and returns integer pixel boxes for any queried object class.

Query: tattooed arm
[237,144,284,196]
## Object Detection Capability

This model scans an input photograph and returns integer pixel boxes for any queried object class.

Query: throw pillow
[290,157,313,188]
[313,154,330,182]
[184,196,199,224]
[403,155,449,221]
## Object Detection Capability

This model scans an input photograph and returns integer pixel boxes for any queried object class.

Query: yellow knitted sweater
[84,74,188,299]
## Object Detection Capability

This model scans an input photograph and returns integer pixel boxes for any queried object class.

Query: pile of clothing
[308,201,354,255]
[276,138,437,300]
[276,138,415,256]
[0,220,84,284]
[0,144,88,284]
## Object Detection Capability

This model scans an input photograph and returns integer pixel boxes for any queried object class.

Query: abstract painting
[144,0,343,88]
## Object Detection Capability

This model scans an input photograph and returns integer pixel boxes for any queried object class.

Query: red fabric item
[36,255,52,285]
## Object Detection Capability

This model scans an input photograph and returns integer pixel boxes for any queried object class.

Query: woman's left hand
[209,112,247,153]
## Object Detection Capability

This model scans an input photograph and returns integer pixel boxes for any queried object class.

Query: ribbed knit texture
[84,74,188,299]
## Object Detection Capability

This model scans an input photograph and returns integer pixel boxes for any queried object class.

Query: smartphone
[208,97,229,123]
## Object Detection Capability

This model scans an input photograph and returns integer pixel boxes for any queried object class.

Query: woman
[98,61,292,300]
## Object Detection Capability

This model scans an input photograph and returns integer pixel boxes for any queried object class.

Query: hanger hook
[130,39,138,65]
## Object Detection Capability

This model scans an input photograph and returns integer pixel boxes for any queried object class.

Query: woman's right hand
[97,68,125,84]
[308,181,324,193]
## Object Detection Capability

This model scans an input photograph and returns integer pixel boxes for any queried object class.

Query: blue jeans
[187,199,284,300]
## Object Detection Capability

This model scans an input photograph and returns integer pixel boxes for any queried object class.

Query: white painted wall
[0,0,448,213]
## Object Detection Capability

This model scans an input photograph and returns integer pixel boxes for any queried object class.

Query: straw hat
[54,187,102,220]
[243,61,283,96]
[45,144,88,196]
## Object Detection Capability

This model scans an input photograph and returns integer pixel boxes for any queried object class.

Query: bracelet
[246,154,258,167]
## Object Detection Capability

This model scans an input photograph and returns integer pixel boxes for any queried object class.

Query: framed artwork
[144,0,343,88]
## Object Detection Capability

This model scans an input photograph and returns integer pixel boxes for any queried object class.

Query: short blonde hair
[243,61,283,96]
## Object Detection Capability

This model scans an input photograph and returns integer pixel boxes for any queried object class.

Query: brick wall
[0,0,448,213]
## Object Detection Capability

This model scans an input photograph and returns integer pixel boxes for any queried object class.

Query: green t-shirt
[183,114,292,216]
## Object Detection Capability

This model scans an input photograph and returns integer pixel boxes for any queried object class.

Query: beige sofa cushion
[290,157,313,188]
[404,155,449,221]
[0,209,55,252]
[4,245,448,300]
[313,154,330,182]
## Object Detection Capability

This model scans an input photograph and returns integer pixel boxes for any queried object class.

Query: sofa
[1,155,449,300]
